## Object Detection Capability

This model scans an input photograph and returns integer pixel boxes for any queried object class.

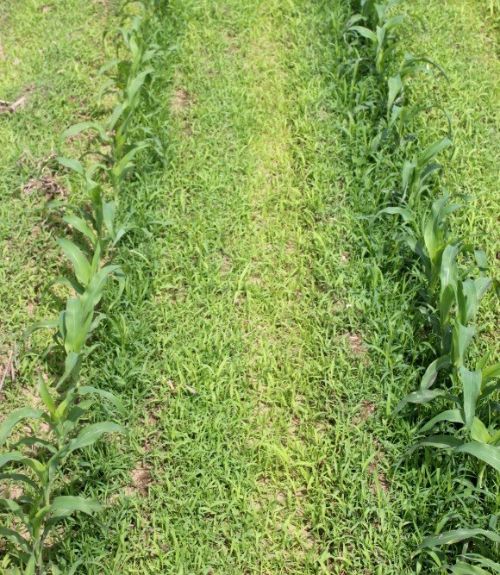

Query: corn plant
[61,6,158,193]
[349,0,402,31]
[418,528,500,574]
[0,222,124,573]
[346,0,405,77]
[388,205,499,474]
[371,55,450,151]
[0,1,159,572]
[345,0,499,569]
[379,194,459,288]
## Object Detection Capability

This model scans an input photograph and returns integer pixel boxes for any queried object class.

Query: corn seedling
[346,0,405,77]
[62,6,159,193]
[418,528,500,573]
[0,1,159,572]
[345,0,500,569]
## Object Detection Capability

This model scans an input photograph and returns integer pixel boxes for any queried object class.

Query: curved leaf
[63,214,97,246]
[0,526,29,550]
[67,422,124,454]
[419,528,500,549]
[57,238,92,287]
[451,561,492,575]
[57,157,84,176]
[78,386,125,413]
[394,389,447,414]
[62,121,109,144]
[377,206,414,223]
[0,408,44,446]
[456,442,500,472]
[417,137,452,167]
[349,25,377,42]
[50,496,102,518]
[420,355,451,390]
[420,409,463,433]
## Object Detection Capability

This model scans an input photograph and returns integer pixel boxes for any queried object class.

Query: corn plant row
[0,2,162,573]
[344,0,499,572]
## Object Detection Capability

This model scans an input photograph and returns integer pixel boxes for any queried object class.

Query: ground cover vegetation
[0,0,498,573]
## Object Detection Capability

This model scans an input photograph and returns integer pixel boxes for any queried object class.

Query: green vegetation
[0,1,162,572]
[0,0,497,573]
[340,0,499,570]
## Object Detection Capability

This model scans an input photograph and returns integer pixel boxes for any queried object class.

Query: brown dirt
[23,175,67,199]
[170,88,192,115]
[126,464,153,497]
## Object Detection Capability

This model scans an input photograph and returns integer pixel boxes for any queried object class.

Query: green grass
[0,0,498,573]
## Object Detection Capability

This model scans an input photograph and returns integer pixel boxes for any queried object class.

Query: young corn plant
[378,193,459,290]
[390,206,499,474]
[0,1,159,572]
[0,228,124,574]
[400,136,452,206]
[62,7,158,194]
[345,0,499,569]
[371,55,450,151]
[408,253,498,474]
[346,0,405,78]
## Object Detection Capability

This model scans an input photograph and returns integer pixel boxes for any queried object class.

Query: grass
[0,0,498,573]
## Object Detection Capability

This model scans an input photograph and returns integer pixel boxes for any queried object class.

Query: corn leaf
[456,442,500,472]
[0,452,29,470]
[57,238,92,287]
[457,278,492,325]
[387,74,403,115]
[452,322,476,368]
[63,215,97,246]
[459,555,500,573]
[0,472,37,490]
[78,386,125,413]
[460,367,482,429]
[62,121,109,144]
[0,527,29,551]
[67,422,124,454]
[470,418,491,444]
[451,562,492,575]
[394,389,447,414]
[57,157,85,176]
[49,496,102,519]
[420,355,451,390]
[378,206,414,223]
[417,137,452,167]
[420,409,463,433]
[419,528,500,549]
[56,352,81,390]
[39,379,56,416]
[349,25,377,42]
[62,298,93,354]
[0,408,44,446]
[102,201,116,237]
